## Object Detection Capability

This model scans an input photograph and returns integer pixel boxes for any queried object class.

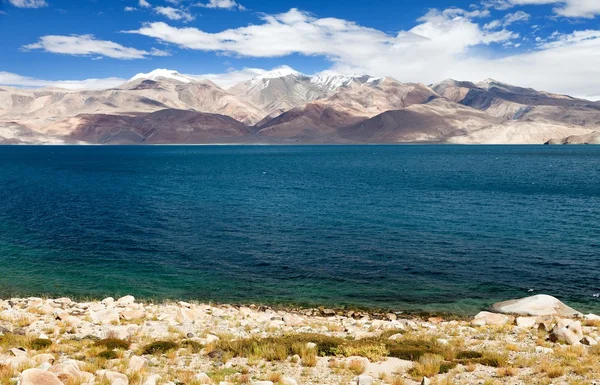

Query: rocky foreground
[1,295,599,385]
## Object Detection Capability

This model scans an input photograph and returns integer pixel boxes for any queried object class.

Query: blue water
[0,145,599,314]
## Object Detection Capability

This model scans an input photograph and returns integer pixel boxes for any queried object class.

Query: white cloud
[154,6,194,21]
[0,72,126,90]
[139,0,151,8]
[196,0,245,11]
[484,10,530,29]
[22,34,169,60]
[483,0,600,18]
[125,6,136,11]
[125,7,600,99]
[7,0,47,8]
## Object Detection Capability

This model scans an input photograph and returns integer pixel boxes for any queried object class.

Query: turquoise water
[0,145,599,315]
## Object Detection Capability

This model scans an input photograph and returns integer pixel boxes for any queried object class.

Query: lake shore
[2,295,600,385]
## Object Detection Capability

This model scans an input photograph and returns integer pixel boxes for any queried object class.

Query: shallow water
[0,145,599,314]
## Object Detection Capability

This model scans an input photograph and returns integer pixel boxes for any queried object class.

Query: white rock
[549,320,583,345]
[97,370,128,385]
[195,373,211,383]
[516,317,538,328]
[421,377,431,385]
[535,346,553,354]
[90,309,120,325]
[472,311,513,326]
[281,376,298,385]
[20,368,63,385]
[584,313,600,321]
[128,356,147,373]
[101,297,115,305]
[252,382,274,385]
[492,295,582,317]
[143,375,161,385]
[117,296,135,306]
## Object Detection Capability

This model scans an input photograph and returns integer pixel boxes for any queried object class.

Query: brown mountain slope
[338,98,500,143]
[65,109,250,144]
[255,104,365,141]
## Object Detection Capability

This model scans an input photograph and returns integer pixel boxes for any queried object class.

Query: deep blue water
[0,145,599,314]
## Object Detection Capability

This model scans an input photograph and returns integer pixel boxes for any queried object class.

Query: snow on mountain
[129,69,197,84]
[310,72,382,92]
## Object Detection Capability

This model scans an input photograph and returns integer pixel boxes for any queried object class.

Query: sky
[0,0,599,99]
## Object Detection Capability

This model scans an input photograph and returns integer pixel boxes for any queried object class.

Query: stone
[472,311,513,326]
[143,375,161,385]
[354,375,374,385]
[120,309,145,321]
[128,356,147,373]
[549,320,583,345]
[535,346,553,354]
[20,368,64,385]
[32,353,56,364]
[10,347,27,356]
[50,361,94,384]
[492,295,582,317]
[90,308,120,325]
[97,370,129,385]
[581,336,598,346]
[387,333,403,341]
[421,377,431,385]
[281,376,298,385]
[6,355,35,368]
[117,295,135,306]
[584,314,600,321]
[252,382,274,385]
[101,297,115,305]
[516,317,538,328]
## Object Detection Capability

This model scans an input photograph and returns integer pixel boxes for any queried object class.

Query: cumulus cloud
[124,7,600,99]
[485,10,530,29]
[124,6,137,11]
[139,0,151,8]
[0,72,126,90]
[7,0,47,8]
[195,0,245,11]
[22,34,170,60]
[483,0,600,18]
[154,6,194,21]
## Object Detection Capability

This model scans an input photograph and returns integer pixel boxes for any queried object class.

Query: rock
[20,368,64,385]
[143,375,161,385]
[10,347,27,356]
[421,377,431,385]
[549,320,583,345]
[252,382,274,385]
[306,342,317,350]
[354,376,374,385]
[516,317,538,328]
[437,338,449,345]
[117,296,135,306]
[581,336,598,346]
[281,376,298,385]
[491,295,582,317]
[5,355,35,368]
[90,308,120,325]
[120,309,145,321]
[584,314,600,321]
[128,356,147,373]
[388,333,403,341]
[97,370,129,385]
[101,297,115,306]
[32,353,56,364]
[50,361,94,383]
[472,311,513,326]
[321,308,336,317]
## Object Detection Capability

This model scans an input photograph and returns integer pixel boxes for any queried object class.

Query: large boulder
[20,369,64,385]
[549,319,583,345]
[471,311,513,326]
[491,295,582,317]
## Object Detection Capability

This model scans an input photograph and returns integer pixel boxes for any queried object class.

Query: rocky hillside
[1,69,600,144]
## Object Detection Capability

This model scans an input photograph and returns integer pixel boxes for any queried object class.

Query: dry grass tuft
[347,359,367,375]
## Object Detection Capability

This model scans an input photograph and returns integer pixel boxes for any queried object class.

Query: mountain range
[1,68,599,145]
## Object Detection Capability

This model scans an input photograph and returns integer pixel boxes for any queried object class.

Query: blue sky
[1,0,599,99]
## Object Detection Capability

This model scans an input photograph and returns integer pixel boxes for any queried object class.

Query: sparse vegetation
[95,338,130,350]
[142,341,179,355]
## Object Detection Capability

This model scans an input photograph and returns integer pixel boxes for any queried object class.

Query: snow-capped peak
[310,71,382,91]
[130,69,196,84]
[255,66,305,80]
